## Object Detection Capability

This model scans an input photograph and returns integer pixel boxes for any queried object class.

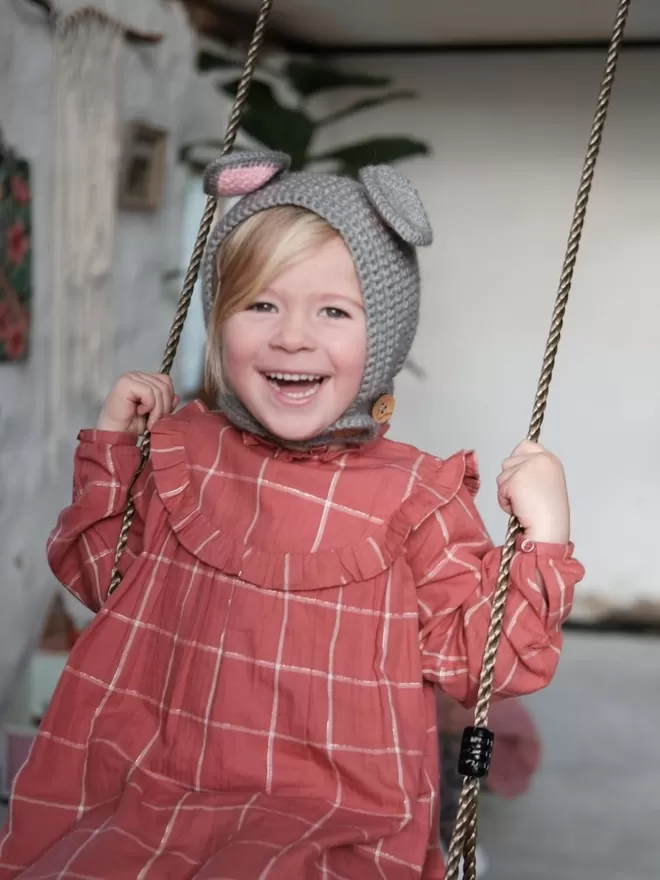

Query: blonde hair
[205,206,339,393]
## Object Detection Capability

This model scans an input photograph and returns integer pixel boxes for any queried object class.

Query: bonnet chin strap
[107,0,273,596]
[444,2,632,877]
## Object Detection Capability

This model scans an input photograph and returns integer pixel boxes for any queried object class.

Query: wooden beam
[181,0,287,46]
[180,3,660,55]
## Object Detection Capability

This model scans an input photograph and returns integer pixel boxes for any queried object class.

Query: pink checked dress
[0,401,583,879]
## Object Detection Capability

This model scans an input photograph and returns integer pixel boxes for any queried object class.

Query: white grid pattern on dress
[0,407,584,879]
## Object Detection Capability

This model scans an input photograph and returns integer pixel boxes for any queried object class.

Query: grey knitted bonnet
[201,150,433,446]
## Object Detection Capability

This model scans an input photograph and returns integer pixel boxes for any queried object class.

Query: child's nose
[271,314,315,352]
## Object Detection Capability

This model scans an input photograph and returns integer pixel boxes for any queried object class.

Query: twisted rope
[445,2,631,877]
[108,0,273,595]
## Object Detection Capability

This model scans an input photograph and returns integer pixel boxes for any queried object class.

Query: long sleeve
[46,429,154,612]
[407,481,584,708]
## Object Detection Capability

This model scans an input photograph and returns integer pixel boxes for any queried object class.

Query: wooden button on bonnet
[372,394,395,424]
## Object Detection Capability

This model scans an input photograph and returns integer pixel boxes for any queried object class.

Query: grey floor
[479,631,660,880]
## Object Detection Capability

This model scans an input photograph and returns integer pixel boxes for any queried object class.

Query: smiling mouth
[263,372,328,401]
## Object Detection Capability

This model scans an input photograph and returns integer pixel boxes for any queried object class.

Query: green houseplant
[181,49,431,177]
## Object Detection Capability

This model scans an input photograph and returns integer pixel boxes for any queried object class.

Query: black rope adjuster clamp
[458,725,495,779]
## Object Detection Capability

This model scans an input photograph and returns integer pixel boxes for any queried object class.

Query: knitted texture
[201,152,433,446]
[203,150,290,197]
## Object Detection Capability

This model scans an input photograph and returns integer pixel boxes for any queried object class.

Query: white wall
[2,25,657,724]
[0,1,197,718]
[317,49,660,618]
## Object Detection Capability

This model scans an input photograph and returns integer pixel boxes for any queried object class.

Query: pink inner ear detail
[215,165,280,196]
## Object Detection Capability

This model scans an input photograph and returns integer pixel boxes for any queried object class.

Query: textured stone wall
[0,1,197,718]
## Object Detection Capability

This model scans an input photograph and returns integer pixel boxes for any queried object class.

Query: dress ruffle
[150,402,480,592]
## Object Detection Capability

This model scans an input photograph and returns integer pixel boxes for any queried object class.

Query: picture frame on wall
[118,121,168,212]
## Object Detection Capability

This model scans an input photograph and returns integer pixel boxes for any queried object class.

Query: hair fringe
[205,207,338,394]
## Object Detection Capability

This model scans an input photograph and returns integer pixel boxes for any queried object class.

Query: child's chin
[272,425,329,444]
[262,414,334,444]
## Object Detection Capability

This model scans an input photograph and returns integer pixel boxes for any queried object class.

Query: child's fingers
[129,381,157,415]
[127,379,162,426]
[496,464,521,486]
[116,372,177,430]
[497,470,524,517]
[509,439,545,457]
[144,376,179,428]
[497,467,519,514]
[150,372,174,398]
[145,381,167,429]
[502,440,547,468]
[501,452,539,472]
[147,373,177,416]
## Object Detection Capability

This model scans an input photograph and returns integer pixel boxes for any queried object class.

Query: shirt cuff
[77,429,140,446]
[516,535,575,559]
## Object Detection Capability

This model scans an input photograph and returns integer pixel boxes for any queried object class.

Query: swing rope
[444,1,632,877]
[106,0,631,873]
[108,0,273,595]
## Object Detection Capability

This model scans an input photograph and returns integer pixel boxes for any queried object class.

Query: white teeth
[280,385,319,399]
[264,372,324,400]
[265,372,323,382]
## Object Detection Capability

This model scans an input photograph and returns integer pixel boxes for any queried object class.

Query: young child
[0,151,583,879]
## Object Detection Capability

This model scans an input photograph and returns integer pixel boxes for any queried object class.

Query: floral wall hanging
[0,135,32,362]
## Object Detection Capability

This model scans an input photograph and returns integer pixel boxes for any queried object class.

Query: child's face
[222,237,367,443]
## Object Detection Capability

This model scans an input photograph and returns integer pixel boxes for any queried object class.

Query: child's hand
[96,372,179,434]
[496,440,570,544]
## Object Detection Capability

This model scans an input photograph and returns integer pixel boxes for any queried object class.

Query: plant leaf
[317,91,418,128]
[310,137,430,173]
[178,139,226,164]
[403,357,426,380]
[162,268,184,283]
[196,50,237,73]
[221,78,316,168]
[178,138,255,170]
[283,61,392,96]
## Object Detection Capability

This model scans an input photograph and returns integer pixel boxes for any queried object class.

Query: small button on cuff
[520,539,536,553]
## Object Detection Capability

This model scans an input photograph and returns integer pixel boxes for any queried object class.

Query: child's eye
[321,306,350,319]
[248,302,276,313]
